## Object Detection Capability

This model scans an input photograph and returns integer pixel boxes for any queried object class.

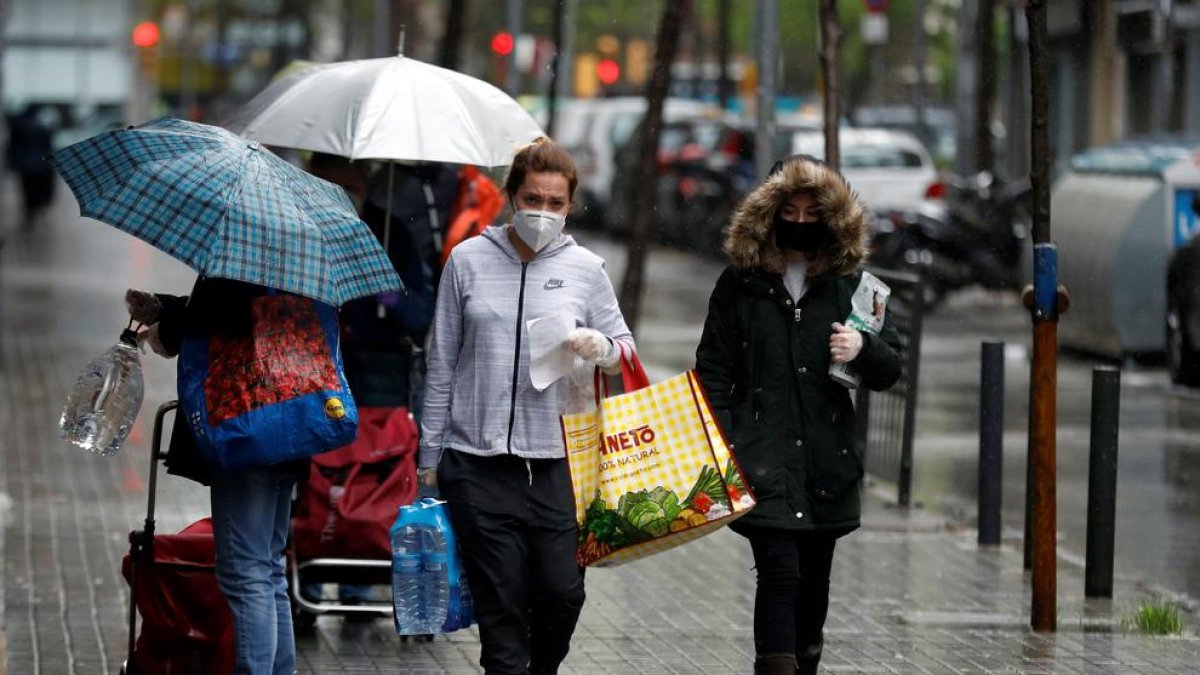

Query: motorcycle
[870,171,1031,309]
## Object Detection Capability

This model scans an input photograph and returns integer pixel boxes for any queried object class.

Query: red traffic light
[132,21,160,49]
[596,59,620,85]
[491,32,514,56]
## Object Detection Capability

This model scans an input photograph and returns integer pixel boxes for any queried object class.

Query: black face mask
[774,215,829,253]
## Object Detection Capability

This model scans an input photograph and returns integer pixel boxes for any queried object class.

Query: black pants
[744,526,839,657]
[438,450,585,675]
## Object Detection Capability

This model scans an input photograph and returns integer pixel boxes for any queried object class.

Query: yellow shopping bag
[563,348,755,567]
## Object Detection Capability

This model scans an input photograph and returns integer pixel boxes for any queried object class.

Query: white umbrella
[225,55,544,167]
[226,53,543,317]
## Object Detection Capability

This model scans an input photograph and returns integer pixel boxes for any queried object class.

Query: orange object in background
[441,166,504,267]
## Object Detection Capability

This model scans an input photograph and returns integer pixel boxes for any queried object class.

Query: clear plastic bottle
[59,328,144,456]
[422,528,451,631]
[391,524,426,634]
[456,571,475,627]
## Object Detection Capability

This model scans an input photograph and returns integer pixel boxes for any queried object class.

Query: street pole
[506,0,523,97]
[954,0,979,178]
[754,0,778,180]
[1025,0,1063,634]
[0,0,7,224]
[818,0,841,170]
[717,0,732,111]
[914,0,928,143]
[374,0,389,57]
[546,1,565,137]
[1152,0,1175,133]
[556,0,578,120]
[181,0,199,120]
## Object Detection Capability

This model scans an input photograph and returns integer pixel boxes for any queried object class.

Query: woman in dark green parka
[695,155,901,675]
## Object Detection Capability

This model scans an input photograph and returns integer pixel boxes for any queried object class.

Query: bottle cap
[119,328,139,346]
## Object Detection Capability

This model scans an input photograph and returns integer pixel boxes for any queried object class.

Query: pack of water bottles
[390,498,474,636]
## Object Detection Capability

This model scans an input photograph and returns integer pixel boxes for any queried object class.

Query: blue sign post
[1175,189,1199,248]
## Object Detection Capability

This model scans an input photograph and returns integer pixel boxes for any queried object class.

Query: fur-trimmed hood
[722,157,869,276]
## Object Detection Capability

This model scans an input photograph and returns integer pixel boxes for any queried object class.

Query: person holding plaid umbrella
[55,118,403,675]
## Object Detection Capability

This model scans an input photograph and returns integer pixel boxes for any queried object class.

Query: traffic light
[491,32,514,56]
[132,21,160,49]
[132,21,161,80]
[596,59,620,86]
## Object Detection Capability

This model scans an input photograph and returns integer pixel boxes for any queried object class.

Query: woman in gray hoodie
[418,138,635,675]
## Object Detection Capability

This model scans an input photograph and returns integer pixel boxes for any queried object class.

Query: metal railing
[854,267,926,506]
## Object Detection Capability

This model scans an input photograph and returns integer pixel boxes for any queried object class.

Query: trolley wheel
[295,608,318,630]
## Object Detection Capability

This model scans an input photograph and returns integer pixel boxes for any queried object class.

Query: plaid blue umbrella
[52,117,403,306]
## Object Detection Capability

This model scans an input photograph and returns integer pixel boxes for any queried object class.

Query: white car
[789,128,945,218]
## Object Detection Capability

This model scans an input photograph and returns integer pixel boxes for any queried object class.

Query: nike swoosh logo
[544,279,565,290]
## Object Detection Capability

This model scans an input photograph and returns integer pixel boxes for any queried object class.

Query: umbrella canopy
[52,117,403,307]
[224,55,544,166]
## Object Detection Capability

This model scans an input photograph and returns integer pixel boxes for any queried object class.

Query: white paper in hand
[528,314,580,391]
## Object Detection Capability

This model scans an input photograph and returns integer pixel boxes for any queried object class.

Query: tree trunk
[818,0,841,171]
[975,0,996,174]
[618,0,691,332]
[439,0,468,69]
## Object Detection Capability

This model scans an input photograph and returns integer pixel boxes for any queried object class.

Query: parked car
[563,97,719,228]
[789,128,946,218]
[850,104,957,169]
[1168,222,1200,385]
[605,114,731,240]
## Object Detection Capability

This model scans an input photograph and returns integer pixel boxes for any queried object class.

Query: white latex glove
[137,324,170,357]
[829,322,864,363]
[567,328,618,368]
[125,289,163,324]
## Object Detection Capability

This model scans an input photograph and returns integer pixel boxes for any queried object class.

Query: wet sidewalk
[2,188,1200,673]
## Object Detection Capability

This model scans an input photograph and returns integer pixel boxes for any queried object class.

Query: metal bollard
[1085,366,1121,598]
[978,342,1005,545]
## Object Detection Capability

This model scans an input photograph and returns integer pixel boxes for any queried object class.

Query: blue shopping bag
[390,498,475,635]
[177,293,358,470]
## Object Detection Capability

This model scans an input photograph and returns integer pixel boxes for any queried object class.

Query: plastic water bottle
[422,528,451,631]
[456,574,474,627]
[59,328,144,456]
[392,524,426,633]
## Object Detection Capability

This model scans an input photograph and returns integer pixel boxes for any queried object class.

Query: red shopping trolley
[288,406,419,624]
[120,400,234,674]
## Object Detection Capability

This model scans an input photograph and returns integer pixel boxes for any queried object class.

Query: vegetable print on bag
[564,365,755,567]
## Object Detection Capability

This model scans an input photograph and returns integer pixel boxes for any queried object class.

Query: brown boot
[754,654,796,675]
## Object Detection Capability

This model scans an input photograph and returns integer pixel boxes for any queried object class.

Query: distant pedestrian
[418,138,636,675]
[695,154,902,675]
[6,104,56,228]
[364,161,460,288]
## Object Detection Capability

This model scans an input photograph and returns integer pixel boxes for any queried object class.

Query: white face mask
[512,209,567,252]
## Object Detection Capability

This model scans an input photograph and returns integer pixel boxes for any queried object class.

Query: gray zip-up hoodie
[418,224,636,468]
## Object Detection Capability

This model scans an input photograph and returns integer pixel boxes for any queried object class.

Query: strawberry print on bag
[204,295,341,425]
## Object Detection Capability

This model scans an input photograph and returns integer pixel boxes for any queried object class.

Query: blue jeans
[211,465,298,675]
